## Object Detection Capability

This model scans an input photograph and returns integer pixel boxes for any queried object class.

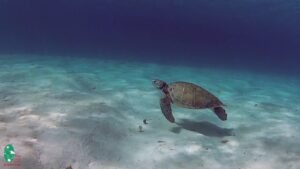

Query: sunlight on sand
[0,55,299,169]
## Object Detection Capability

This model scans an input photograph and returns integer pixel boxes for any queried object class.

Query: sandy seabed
[0,55,299,169]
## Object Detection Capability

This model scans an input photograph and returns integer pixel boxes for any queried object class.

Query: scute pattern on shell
[168,82,223,109]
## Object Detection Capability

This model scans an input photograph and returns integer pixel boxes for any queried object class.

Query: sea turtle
[152,79,227,123]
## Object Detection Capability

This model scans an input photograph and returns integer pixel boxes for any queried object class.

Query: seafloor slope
[0,55,299,169]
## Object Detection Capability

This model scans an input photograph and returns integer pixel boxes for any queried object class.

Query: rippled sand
[0,55,299,169]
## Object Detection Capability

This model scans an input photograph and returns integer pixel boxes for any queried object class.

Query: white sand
[0,55,299,169]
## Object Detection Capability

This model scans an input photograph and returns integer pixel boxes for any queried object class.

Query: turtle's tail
[213,107,227,121]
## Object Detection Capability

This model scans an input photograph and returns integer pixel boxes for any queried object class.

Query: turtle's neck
[161,84,169,95]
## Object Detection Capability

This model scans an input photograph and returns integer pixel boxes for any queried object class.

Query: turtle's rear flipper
[213,107,227,121]
[160,96,175,123]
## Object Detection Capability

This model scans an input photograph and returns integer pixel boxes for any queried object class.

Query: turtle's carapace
[153,79,227,123]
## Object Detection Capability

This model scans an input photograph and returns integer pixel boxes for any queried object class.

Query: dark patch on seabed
[172,119,234,137]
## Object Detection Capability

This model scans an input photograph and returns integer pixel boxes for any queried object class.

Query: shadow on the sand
[171,119,234,137]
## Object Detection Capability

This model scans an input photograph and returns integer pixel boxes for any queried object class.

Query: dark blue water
[1,0,300,74]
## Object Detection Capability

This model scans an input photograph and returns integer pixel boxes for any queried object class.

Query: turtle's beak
[152,79,164,89]
[152,80,157,87]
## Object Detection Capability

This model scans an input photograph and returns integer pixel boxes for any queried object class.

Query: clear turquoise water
[0,55,299,169]
[1,0,300,168]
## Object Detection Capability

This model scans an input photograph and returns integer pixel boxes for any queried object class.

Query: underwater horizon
[0,1,300,169]
[1,0,300,75]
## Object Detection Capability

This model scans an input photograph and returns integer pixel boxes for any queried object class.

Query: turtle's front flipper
[160,96,175,123]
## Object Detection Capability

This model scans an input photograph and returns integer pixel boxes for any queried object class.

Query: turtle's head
[152,79,167,90]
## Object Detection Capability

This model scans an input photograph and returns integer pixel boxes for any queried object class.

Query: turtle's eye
[152,80,162,89]
[152,80,159,85]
